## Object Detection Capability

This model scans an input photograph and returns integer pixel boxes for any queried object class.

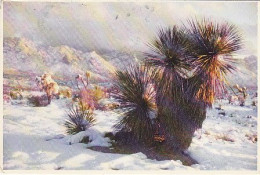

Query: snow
[66,129,111,147]
[187,101,257,170]
[3,96,257,170]
[99,153,193,170]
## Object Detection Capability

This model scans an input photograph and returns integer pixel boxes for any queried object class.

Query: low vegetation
[64,102,96,135]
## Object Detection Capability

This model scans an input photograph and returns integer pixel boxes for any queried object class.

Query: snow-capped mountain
[3,37,257,89]
[3,37,138,83]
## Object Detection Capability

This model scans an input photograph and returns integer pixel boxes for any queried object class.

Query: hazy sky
[3,2,258,55]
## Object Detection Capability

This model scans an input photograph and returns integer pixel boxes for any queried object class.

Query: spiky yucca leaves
[186,18,242,106]
[146,26,191,77]
[114,65,157,144]
[64,103,96,135]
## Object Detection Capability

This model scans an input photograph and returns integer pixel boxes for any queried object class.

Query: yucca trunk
[155,69,207,151]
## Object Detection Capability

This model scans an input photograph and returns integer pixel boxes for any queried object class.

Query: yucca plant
[145,19,242,151]
[113,64,157,144]
[64,102,96,135]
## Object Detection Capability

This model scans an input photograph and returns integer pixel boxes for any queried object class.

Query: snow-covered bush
[64,103,96,135]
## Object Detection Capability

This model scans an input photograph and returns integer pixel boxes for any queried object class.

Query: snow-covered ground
[3,96,257,170]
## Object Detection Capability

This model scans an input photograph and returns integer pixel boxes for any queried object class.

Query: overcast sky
[3,2,258,55]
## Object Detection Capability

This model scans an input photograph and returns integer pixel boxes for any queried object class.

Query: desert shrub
[245,133,257,143]
[252,100,257,106]
[59,86,72,98]
[27,95,49,107]
[64,102,96,135]
[92,85,106,101]
[9,89,23,100]
[98,99,120,111]
[79,89,96,111]
[78,86,107,110]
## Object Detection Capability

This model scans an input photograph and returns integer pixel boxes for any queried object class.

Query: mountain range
[3,37,257,89]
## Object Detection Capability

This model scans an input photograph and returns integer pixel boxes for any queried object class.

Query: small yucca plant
[64,102,96,135]
[114,64,157,144]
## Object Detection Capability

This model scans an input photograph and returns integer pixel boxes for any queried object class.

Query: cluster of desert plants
[64,76,107,135]
[113,18,242,153]
[78,85,107,111]
[79,89,96,111]
[74,71,108,110]
[64,87,99,136]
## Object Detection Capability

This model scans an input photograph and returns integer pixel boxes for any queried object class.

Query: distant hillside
[244,55,257,73]
[226,55,257,89]
[3,37,257,89]
[3,37,139,84]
